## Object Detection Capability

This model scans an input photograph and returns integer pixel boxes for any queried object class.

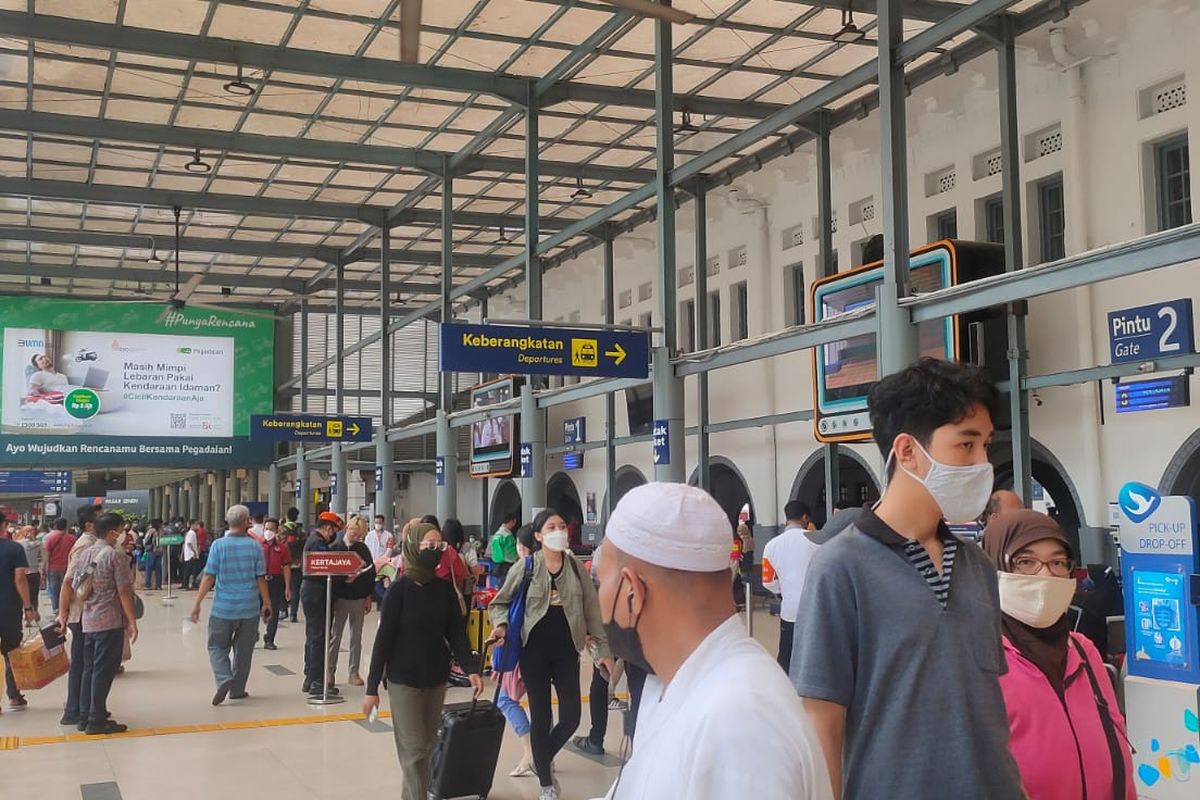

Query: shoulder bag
[491,555,534,673]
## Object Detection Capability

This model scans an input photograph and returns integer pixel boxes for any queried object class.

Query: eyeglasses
[419,541,447,551]
[1011,555,1075,578]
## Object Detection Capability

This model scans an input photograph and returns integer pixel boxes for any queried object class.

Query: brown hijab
[981,509,1075,696]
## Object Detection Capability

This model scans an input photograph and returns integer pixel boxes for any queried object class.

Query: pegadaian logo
[161,312,257,330]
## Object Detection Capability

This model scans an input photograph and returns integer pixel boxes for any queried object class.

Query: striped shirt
[903,536,958,608]
[204,534,265,620]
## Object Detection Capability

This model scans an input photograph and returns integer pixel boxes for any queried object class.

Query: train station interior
[0,0,1199,798]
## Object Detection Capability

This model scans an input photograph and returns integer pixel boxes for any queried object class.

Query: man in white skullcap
[592,482,833,800]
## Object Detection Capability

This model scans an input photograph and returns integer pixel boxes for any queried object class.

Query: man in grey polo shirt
[792,358,1023,799]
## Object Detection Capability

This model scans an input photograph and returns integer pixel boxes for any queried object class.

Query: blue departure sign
[439,323,649,379]
[0,470,73,493]
[1115,376,1190,414]
[1108,299,1195,363]
[652,420,670,466]
[564,417,586,445]
[519,443,533,479]
[250,414,373,442]
[435,457,445,487]
[563,452,584,471]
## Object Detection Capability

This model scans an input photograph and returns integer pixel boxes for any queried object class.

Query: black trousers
[778,619,795,675]
[585,667,609,745]
[80,627,123,726]
[300,584,328,687]
[63,621,86,715]
[1,612,21,700]
[264,575,286,644]
[520,608,580,788]
[623,661,648,740]
[288,569,303,620]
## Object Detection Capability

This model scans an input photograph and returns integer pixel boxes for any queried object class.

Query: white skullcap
[605,482,732,572]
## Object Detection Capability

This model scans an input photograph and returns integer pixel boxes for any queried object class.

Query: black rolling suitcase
[428,696,506,800]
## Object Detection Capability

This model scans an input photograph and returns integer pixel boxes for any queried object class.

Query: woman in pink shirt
[982,510,1135,800]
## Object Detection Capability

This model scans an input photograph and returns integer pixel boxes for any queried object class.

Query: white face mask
[375,523,384,531]
[997,572,1076,628]
[542,531,569,552]
[264,529,277,541]
[891,438,994,523]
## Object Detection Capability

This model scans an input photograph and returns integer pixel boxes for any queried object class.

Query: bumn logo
[1118,482,1162,524]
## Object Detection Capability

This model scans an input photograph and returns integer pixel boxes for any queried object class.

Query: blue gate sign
[519,443,533,479]
[564,417,586,445]
[0,470,73,493]
[439,322,649,379]
[375,466,383,492]
[652,420,670,466]
[330,471,338,497]
[435,457,445,487]
[1108,299,1195,363]
[251,414,373,443]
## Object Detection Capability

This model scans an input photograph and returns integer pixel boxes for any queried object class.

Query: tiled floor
[1,586,781,799]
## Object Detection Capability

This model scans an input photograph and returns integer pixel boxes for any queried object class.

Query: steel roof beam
[0,110,641,182]
[0,176,575,232]
[0,10,530,103]
[540,84,787,120]
[780,0,971,23]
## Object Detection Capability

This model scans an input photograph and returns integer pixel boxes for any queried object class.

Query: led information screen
[1130,567,1193,672]
[0,470,72,493]
[0,298,274,467]
[469,377,520,478]
[1115,375,1190,414]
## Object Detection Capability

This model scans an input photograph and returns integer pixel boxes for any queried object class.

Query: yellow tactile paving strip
[8,693,626,750]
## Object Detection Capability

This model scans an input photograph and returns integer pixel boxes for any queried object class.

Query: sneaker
[301,681,314,695]
[264,642,278,651]
[571,735,605,756]
[229,691,250,700]
[59,712,81,726]
[538,788,559,800]
[608,697,628,711]
[212,680,233,706]
[8,695,28,711]
[289,616,299,623]
[349,673,364,687]
[85,719,128,736]
[509,761,535,778]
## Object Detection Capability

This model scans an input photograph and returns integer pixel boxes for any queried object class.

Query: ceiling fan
[149,206,276,322]
[397,0,694,64]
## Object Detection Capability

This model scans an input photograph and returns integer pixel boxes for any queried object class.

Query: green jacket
[489,551,611,659]
[490,527,517,564]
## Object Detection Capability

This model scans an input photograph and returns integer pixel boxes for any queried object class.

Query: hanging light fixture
[674,109,699,134]
[497,225,511,244]
[571,175,593,202]
[184,146,212,174]
[146,237,164,265]
[834,3,867,44]
[222,63,256,97]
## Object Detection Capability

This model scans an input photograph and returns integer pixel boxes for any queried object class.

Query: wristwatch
[24,606,34,612]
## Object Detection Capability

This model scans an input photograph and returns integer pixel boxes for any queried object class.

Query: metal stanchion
[162,545,175,604]
[307,574,344,706]
[744,576,754,636]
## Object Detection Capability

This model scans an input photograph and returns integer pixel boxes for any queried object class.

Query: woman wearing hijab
[362,523,482,800]
[488,508,614,800]
[981,509,1136,800]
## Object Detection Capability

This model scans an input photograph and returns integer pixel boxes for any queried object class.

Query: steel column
[198,477,211,528]
[171,483,182,521]
[248,469,260,505]
[998,16,1032,502]
[522,93,547,517]
[331,257,348,516]
[215,470,229,527]
[231,472,243,507]
[603,235,617,519]
[876,0,919,376]
[817,110,841,519]
[437,164,457,522]
[694,186,711,492]
[268,463,281,519]
[376,222,396,532]
[188,475,201,521]
[652,3,685,482]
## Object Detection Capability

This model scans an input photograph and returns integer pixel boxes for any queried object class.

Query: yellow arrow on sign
[605,343,627,366]
[347,423,360,436]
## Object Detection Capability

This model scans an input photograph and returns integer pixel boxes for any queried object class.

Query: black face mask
[416,548,442,569]
[603,574,654,675]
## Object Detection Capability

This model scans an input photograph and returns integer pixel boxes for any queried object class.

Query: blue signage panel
[439,323,649,379]
[1115,376,1190,413]
[294,482,301,499]
[375,466,383,492]
[330,472,338,497]
[519,443,533,479]
[0,470,73,493]
[652,420,670,466]
[563,452,584,471]
[250,414,373,443]
[435,457,445,487]
[1116,483,1200,684]
[564,417,586,445]
[1108,298,1195,363]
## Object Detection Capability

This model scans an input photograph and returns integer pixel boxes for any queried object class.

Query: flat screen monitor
[468,377,520,478]
[625,383,654,437]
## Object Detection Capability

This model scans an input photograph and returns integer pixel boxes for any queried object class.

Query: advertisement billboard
[0,298,274,466]
[469,376,521,478]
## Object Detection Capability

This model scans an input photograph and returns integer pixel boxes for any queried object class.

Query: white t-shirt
[761,525,821,623]
[365,529,393,562]
[183,529,199,561]
[601,615,832,800]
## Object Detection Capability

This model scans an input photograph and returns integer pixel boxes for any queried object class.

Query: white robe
[602,615,833,800]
